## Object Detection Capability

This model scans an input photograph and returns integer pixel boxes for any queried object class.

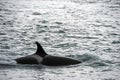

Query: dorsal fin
[35,41,47,57]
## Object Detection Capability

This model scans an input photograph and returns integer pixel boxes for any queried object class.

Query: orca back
[15,42,81,66]
[15,55,43,64]
[42,55,81,66]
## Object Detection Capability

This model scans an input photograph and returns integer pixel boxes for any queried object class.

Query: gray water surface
[0,0,120,80]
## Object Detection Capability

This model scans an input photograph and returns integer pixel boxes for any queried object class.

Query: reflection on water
[0,0,120,80]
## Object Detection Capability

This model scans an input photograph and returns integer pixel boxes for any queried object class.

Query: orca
[15,41,81,66]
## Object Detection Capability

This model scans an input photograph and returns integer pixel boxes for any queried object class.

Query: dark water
[0,0,120,80]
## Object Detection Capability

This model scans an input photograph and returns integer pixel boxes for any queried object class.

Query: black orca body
[15,42,81,66]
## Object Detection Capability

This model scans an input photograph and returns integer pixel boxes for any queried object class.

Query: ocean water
[0,0,120,80]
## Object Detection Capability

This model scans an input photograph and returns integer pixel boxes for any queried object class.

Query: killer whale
[15,42,81,66]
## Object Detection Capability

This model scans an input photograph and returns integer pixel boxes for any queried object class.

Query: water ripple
[32,12,42,15]
[53,43,77,48]
[112,41,120,44]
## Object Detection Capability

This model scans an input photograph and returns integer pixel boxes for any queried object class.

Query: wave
[66,54,115,67]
